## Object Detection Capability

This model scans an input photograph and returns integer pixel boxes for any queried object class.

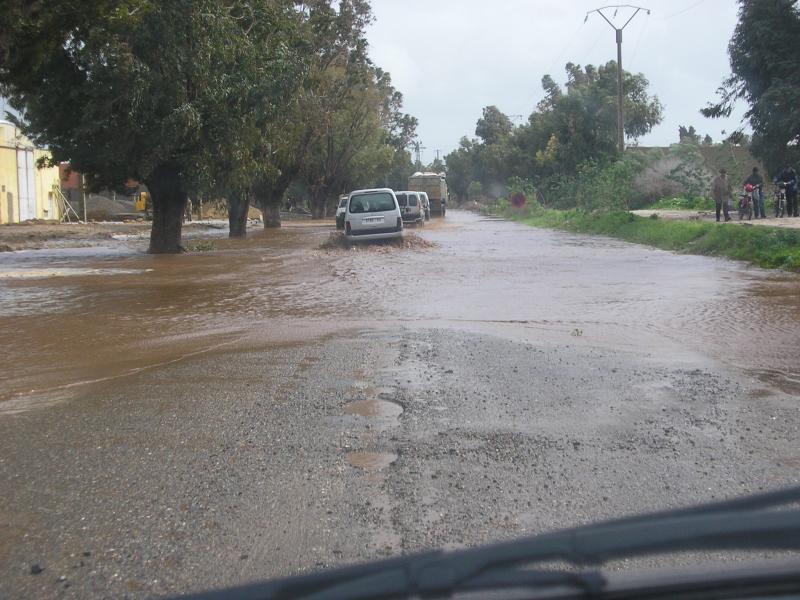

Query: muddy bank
[631,208,800,229]
[0,216,331,253]
[0,221,233,252]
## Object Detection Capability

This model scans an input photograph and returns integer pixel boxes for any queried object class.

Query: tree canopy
[702,0,800,172]
[445,61,663,202]
[0,0,417,248]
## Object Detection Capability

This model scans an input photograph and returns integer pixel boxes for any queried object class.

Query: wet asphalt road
[1,211,799,598]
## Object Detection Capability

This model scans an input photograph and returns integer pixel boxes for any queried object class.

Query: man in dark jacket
[777,165,798,217]
[744,167,765,218]
[711,168,732,222]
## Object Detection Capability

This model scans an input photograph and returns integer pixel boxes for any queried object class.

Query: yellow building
[0,121,62,223]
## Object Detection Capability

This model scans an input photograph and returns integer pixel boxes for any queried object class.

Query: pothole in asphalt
[343,399,403,418]
[346,451,397,470]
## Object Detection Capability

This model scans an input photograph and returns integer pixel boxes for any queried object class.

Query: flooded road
[1,211,799,598]
[2,211,797,410]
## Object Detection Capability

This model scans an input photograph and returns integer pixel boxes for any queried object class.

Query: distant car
[419,192,431,220]
[395,191,425,225]
[336,194,348,229]
[345,188,403,241]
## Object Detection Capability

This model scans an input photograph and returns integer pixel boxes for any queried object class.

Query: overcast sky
[366,0,747,164]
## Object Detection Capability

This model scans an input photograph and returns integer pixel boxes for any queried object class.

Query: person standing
[711,168,732,222]
[777,165,798,217]
[744,167,765,218]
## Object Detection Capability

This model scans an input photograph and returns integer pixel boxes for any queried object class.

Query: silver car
[345,188,403,241]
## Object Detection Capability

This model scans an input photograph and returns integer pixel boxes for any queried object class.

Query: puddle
[346,451,397,470]
[343,399,403,418]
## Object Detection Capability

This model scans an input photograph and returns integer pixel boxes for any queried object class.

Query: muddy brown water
[1,211,799,413]
[344,399,404,419]
[345,451,398,470]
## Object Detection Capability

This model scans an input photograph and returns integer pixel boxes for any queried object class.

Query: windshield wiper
[179,485,800,600]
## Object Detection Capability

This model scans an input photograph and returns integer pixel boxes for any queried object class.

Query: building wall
[34,149,61,220]
[0,144,16,224]
[0,121,61,223]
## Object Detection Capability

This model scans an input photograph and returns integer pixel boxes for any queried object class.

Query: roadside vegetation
[451,1,798,271]
[647,197,715,211]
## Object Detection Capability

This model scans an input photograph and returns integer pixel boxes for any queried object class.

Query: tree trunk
[145,164,187,254]
[310,188,326,219]
[228,191,249,238]
[262,202,281,228]
[254,188,284,228]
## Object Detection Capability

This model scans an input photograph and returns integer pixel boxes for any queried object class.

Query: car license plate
[362,216,384,225]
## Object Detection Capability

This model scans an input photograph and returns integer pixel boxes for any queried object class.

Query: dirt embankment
[0,222,147,252]
[0,221,232,252]
[0,212,349,253]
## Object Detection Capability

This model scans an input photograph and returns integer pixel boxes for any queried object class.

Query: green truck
[408,172,448,216]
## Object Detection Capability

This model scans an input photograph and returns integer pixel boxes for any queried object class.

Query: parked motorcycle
[774,182,787,218]
[738,184,754,221]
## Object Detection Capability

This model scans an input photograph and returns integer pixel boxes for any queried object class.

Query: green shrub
[649,196,715,211]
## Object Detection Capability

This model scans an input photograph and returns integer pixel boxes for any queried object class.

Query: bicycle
[738,184,754,221]
[774,182,787,218]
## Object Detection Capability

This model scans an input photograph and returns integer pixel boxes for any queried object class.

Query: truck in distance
[408,172,447,216]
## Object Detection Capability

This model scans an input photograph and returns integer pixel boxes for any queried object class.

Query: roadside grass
[647,196,715,211]
[505,207,800,271]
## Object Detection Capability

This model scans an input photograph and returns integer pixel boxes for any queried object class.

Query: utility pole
[585,5,650,153]
[412,141,426,168]
[80,173,87,223]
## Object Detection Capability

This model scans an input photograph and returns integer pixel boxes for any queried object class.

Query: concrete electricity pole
[413,141,426,168]
[585,5,650,153]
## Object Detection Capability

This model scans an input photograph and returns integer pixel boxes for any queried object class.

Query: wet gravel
[1,326,798,598]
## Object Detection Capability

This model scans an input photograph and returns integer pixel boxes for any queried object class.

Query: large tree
[247,0,365,229]
[445,61,662,201]
[0,0,302,251]
[701,0,800,172]
[444,137,479,203]
[475,106,514,146]
[301,61,395,217]
[515,62,663,176]
[248,0,416,225]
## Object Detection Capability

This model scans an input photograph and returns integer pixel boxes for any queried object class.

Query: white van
[394,191,425,225]
[419,192,431,220]
[345,188,403,240]
[335,194,348,229]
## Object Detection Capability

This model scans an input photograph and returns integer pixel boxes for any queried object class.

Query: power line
[515,20,587,117]
[627,10,650,71]
[659,0,707,20]
[545,20,588,76]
